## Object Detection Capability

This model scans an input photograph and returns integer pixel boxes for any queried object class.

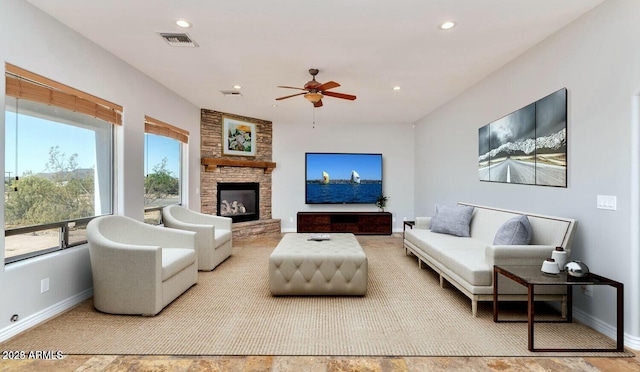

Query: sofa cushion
[430,204,474,237]
[493,215,532,245]
[439,247,493,287]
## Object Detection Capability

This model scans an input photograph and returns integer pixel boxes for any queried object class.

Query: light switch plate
[596,195,616,210]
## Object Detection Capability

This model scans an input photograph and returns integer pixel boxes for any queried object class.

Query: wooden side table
[493,265,624,352]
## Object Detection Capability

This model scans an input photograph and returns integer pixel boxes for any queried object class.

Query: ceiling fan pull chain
[312,106,315,129]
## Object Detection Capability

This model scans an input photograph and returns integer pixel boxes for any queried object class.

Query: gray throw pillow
[430,204,474,237]
[493,215,532,245]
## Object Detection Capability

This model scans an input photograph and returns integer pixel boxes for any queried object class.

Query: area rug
[0,235,632,357]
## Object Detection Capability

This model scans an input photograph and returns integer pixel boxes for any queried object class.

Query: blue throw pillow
[430,204,474,237]
[493,215,532,245]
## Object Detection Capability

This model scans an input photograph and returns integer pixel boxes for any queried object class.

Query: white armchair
[87,215,198,316]
[162,205,233,271]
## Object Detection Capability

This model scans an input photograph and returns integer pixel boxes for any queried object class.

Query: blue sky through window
[5,112,180,178]
[5,111,96,176]
[144,133,180,177]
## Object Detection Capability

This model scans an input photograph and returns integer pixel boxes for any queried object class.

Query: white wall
[413,0,640,346]
[272,120,414,232]
[0,1,200,339]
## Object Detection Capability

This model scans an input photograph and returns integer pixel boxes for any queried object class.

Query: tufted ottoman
[269,233,368,296]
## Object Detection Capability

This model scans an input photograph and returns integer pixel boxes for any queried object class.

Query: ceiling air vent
[220,90,243,97]
[158,33,199,47]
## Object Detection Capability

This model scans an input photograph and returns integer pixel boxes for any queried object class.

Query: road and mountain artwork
[478,88,567,187]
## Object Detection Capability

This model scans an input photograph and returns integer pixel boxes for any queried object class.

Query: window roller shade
[144,115,189,143]
[5,63,122,125]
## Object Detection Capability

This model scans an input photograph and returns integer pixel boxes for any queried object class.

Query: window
[143,116,188,224]
[4,64,120,263]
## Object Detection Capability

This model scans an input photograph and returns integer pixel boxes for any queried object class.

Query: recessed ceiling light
[233,85,242,89]
[272,104,278,107]
[393,86,401,91]
[439,21,456,30]
[176,20,191,28]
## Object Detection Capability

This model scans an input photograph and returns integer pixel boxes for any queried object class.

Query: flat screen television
[305,152,383,204]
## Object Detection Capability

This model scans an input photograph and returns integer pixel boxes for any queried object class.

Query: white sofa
[162,205,233,271]
[87,215,198,316]
[403,203,577,316]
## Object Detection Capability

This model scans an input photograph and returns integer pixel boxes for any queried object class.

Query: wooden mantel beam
[201,157,277,174]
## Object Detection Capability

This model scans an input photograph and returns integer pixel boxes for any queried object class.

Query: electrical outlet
[41,278,50,293]
[289,217,293,223]
[581,284,593,298]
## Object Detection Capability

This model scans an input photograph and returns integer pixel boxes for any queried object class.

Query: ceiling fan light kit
[304,92,323,103]
[276,68,356,107]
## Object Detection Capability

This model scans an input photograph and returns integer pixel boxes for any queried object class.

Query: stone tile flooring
[1,354,640,371]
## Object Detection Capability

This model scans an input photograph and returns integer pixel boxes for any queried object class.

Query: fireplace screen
[217,182,259,223]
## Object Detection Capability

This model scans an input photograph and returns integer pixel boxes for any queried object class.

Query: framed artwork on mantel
[222,116,256,156]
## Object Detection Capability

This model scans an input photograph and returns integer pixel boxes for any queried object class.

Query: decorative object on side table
[564,260,590,277]
[551,246,567,268]
[541,258,560,274]
[376,194,388,212]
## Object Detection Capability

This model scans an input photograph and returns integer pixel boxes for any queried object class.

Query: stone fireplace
[217,182,259,223]
[200,109,281,240]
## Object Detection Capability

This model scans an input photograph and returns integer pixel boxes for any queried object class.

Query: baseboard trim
[0,288,93,343]
[573,306,640,351]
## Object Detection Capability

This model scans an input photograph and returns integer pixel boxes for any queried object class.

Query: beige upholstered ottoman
[269,233,368,296]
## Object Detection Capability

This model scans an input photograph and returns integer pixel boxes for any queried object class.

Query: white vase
[551,247,567,270]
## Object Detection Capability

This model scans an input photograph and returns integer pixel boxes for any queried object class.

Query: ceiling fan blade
[275,92,306,100]
[314,99,323,108]
[277,85,307,91]
[322,91,357,100]
[316,81,340,91]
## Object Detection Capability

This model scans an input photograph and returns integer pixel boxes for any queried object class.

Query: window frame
[4,64,119,264]
[143,116,189,225]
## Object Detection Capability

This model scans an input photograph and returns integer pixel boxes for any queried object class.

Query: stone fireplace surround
[200,109,281,240]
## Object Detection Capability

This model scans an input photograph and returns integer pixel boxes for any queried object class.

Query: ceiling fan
[276,68,357,107]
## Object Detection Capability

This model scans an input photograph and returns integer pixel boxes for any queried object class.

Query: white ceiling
[26,0,603,126]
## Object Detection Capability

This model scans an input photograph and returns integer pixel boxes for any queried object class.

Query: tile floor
[2,354,640,371]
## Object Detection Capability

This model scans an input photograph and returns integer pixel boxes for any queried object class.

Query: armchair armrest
[415,217,431,230]
[485,244,556,267]
[88,235,163,315]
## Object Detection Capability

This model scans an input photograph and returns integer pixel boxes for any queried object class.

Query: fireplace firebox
[217,182,259,223]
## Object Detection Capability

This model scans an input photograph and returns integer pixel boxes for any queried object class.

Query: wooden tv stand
[297,212,392,235]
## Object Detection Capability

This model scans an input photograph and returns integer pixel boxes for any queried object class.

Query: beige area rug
[1,235,632,357]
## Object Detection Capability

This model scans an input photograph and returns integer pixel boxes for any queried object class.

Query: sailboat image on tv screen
[322,171,330,184]
[350,170,360,184]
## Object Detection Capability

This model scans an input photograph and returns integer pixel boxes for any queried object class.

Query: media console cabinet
[297,212,392,235]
